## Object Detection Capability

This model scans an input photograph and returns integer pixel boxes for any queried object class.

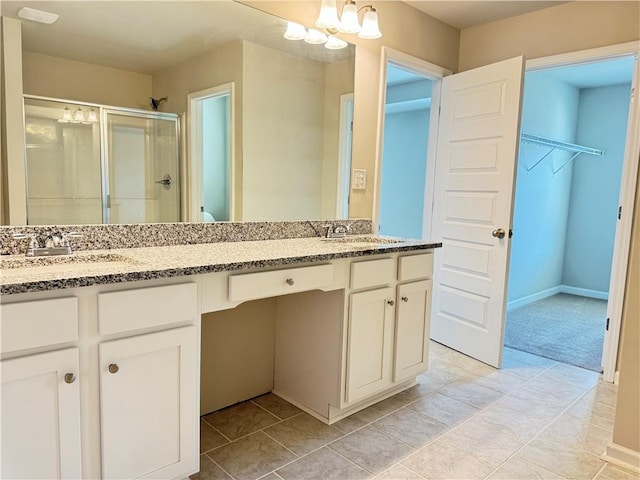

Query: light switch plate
[352,169,367,190]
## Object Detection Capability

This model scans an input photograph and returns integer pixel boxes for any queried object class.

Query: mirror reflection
[3,1,355,225]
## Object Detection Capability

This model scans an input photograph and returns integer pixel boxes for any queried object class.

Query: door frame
[336,93,354,219]
[372,47,451,238]
[526,41,640,382]
[187,83,235,222]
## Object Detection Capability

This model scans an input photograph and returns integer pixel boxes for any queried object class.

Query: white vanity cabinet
[0,281,199,480]
[0,298,82,480]
[97,283,199,480]
[275,251,434,424]
[344,253,433,406]
[99,327,197,480]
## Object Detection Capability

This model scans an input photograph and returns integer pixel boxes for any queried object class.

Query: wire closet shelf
[520,132,604,174]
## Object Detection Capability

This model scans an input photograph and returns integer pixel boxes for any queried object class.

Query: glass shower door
[104,110,180,223]
[24,98,103,224]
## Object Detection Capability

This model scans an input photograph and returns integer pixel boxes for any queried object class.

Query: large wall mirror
[2,1,355,225]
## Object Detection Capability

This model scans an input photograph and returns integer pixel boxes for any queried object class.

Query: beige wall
[612,164,640,453]
[242,42,325,221]
[243,1,460,219]
[459,1,640,71]
[23,52,152,109]
[152,41,245,220]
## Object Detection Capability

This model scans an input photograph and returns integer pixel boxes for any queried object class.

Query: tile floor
[192,342,637,480]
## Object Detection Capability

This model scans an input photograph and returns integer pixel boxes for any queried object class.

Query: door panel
[346,287,394,404]
[1,348,82,479]
[430,56,525,367]
[394,280,431,382]
[99,326,197,480]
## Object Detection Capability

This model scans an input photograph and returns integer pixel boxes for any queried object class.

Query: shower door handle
[155,174,173,189]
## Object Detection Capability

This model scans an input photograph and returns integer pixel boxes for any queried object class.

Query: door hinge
[618,206,622,220]
[106,194,111,208]
[606,318,610,331]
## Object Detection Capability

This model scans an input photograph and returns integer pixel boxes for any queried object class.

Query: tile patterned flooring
[191,343,637,480]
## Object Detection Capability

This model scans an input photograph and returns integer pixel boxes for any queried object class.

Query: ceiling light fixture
[17,7,59,25]
[316,0,382,39]
[284,21,348,50]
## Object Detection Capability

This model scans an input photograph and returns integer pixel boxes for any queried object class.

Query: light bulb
[325,36,348,50]
[284,21,307,40]
[358,7,382,39]
[338,1,361,34]
[87,109,98,123]
[304,29,328,45]
[316,0,340,29]
[73,108,85,123]
[58,106,72,123]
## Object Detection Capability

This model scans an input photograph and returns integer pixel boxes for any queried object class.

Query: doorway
[375,48,451,240]
[188,83,234,222]
[506,56,635,372]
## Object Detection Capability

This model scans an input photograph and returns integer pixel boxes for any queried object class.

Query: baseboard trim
[507,286,562,310]
[601,442,640,473]
[560,285,609,300]
[508,285,609,310]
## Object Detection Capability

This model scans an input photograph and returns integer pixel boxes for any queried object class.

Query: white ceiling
[404,1,567,29]
[533,56,635,89]
[0,1,353,74]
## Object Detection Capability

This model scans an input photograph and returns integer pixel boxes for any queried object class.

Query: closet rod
[520,132,604,173]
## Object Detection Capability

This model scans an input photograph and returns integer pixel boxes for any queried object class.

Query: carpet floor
[505,293,608,372]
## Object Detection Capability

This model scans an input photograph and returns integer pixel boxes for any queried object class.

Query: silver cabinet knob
[108,363,119,374]
[492,228,506,239]
[401,296,409,303]
[387,300,395,306]
[286,278,295,286]
[64,373,76,384]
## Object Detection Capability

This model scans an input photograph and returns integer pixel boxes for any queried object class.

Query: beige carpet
[505,293,607,372]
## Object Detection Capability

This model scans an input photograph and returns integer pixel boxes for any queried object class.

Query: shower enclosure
[23,96,180,225]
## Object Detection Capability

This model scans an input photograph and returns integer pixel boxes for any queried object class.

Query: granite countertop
[1,236,441,295]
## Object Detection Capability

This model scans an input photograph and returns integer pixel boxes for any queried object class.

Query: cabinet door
[394,280,432,382]
[346,287,395,404]
[1,348,82,479]
[99,326,197,480]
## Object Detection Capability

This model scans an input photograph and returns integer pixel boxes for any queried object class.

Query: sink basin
[323,236,403,244]
[0,253,138,276]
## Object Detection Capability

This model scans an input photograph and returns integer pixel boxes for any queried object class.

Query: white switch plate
[352,169,367,190]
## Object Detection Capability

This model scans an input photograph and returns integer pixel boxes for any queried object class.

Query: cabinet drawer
[229,264,334,303]
[1,297,78,354]
[398,253,433,282]
[98,283,197,335]
[350,258,395,290]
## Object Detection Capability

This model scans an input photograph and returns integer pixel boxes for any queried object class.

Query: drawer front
[229,264,334,303]
[398,253,433,282]
[350,257,395,290]
[98,283,197,335]
[1,297,78,354]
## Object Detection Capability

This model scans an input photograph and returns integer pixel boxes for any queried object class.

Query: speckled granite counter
[1,237,441,295]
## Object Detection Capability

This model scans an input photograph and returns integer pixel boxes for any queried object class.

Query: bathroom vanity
[0,226,439,480]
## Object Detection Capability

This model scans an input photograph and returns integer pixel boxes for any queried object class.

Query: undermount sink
[323,236,404,244]
[0,253,138,276]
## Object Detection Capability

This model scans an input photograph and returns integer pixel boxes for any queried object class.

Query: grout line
[200,417,233,444]
[203,451,238,480]
[260,429,300,458]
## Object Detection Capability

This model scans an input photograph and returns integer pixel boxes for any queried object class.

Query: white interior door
[430,56,525,367]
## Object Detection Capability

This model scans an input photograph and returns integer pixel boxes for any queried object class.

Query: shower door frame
[101,107,181,224]
[22,94,181,225]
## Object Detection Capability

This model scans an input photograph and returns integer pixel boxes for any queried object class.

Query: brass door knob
[64,373,76,384]
[108,364,119,374]
[492,228,506,239]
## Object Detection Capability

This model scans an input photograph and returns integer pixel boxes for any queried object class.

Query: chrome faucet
[324,223,350,239]
[13,231,83,256]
